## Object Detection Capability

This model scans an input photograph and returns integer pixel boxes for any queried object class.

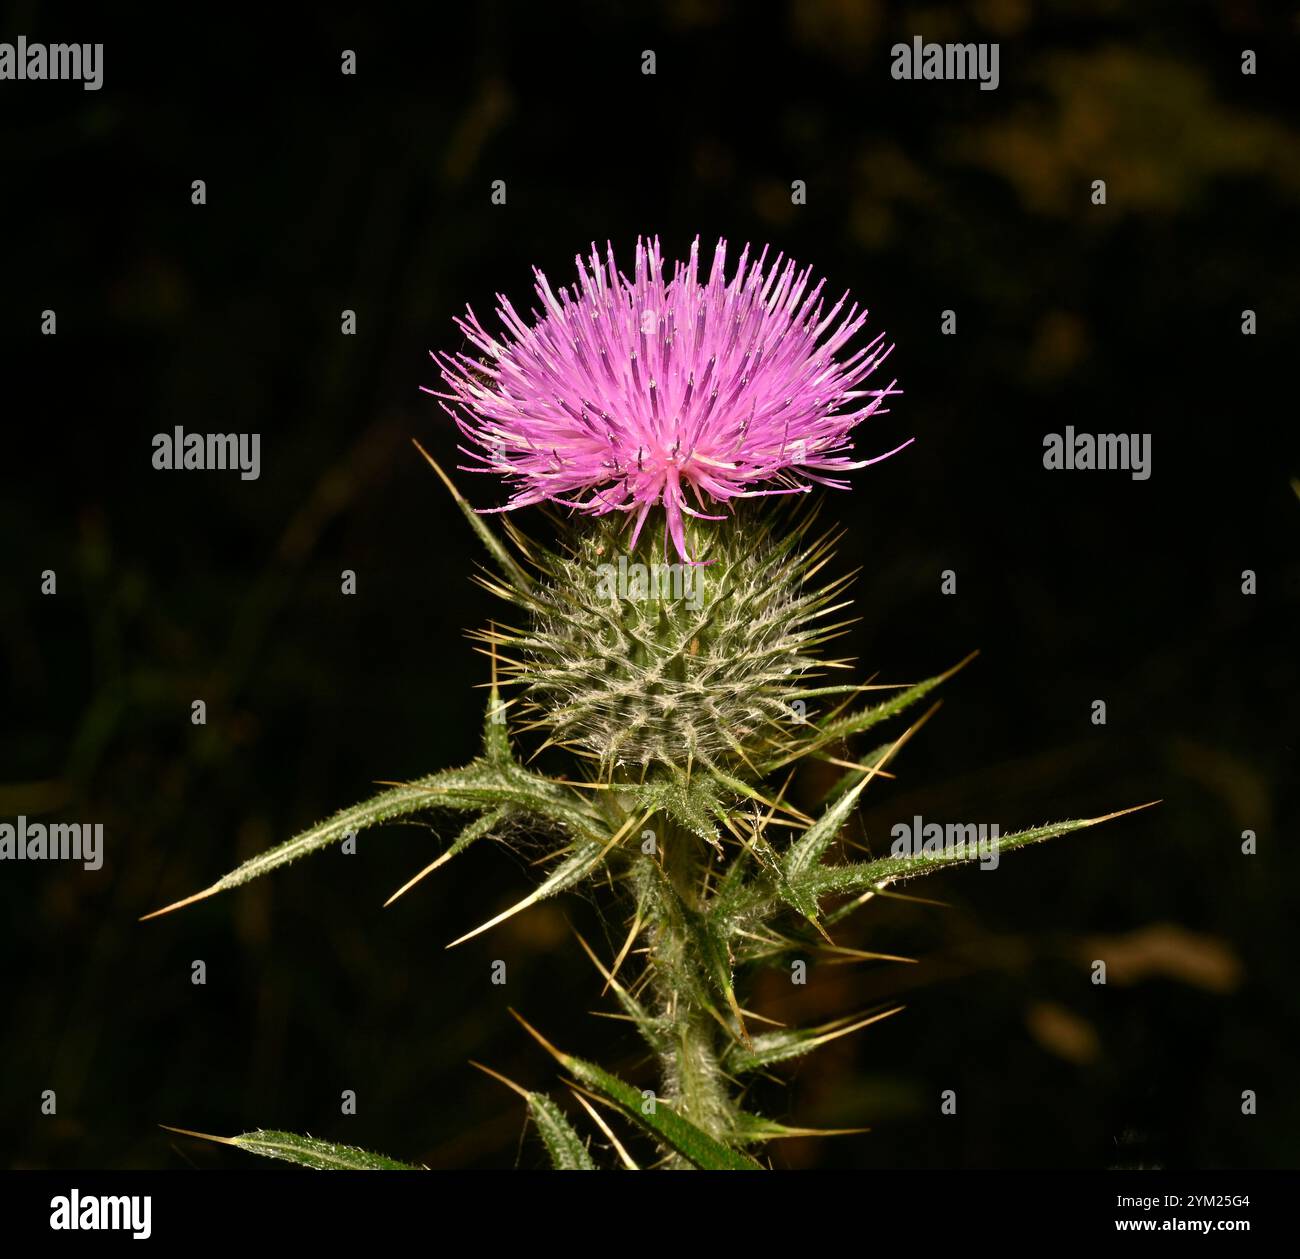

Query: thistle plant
[145,238,1149,1171]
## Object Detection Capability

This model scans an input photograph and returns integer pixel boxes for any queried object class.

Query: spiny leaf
[624,773,724,851]
[510,1012,763,1171]
[762,651,977,771]
[813,652,976,744]
[710,768,812,823]
[815,741,893,805]
[822,885,951,926]
[141,768,488,920]
[569,1089,640,1169]
[380,762,605,837]
[723,1006,904,1073]
[794,804,1161,903]
[470,1063,596,1170]
[412,439,532,593]
[384,806,508,907]
[528,1094,598,1170]
[783,705,936,894]
[446,806,626,948]
[725,810,821,931]
[161,1126,417,1170]
[445,840,606,947]
[573,930,667,1054]
[482,677,513,766]
[445,805,649,947]
[731,928,916,968]
[783,769,874,888]
[728,1112,870,1143]
[141,755,603,920]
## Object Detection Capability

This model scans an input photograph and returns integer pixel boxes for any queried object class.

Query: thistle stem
[642,821,735,1156]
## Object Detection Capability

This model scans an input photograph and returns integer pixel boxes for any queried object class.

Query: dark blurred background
[1,1,1297,1170]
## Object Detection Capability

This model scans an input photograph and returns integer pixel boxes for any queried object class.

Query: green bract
[493,502,851,777]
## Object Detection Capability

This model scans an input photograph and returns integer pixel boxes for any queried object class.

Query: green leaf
[625,773,725,851]
[762,652,977,771]
[727,1112,869,1143]
[473,1061,598,1169]
[140,767,486,919]
[711,835,815,929]
[783,768,874,888]
[794,806,1157,902]
[445,836,612,947]
[142,757,604,920]
[512,1013,763,1170]
[527,1094,598,1170]
[722,1006,904,1073]
[815,742,893,805]
[384,805,513,908]
[483,680,513,766]
[395,761,604,837]
[710,767,799,817]
[446,805,510,860]
[573,930,668,1055]
[719,762,880,929]
[162,1126,418,1170]
[412,440,532,594]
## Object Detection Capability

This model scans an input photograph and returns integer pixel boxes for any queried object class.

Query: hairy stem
[641,821,736,1160]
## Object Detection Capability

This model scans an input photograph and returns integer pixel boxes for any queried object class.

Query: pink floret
[426,236,908,562]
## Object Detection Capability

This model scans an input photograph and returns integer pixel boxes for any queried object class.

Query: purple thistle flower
[426,236,908,562]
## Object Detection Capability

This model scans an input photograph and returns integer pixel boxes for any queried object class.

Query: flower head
[428,236,907,561]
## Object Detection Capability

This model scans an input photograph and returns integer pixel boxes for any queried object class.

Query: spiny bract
[488,504,853,777]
